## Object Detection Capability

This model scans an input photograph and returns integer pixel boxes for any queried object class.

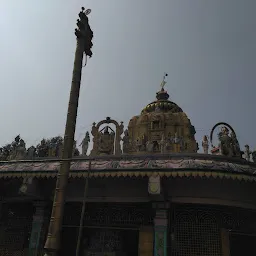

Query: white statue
[159,134,167,153]
[244,145,251,161]
[80,132,90,156]
[202,135,209,154]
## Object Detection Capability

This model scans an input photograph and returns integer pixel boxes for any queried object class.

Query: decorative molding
[0,155,255,181]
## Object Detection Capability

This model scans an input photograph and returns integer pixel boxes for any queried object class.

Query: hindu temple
[0,77,256,256]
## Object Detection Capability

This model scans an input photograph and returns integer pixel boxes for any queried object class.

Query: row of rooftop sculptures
[122,130,193,154]
[0,135,84,161]
[0,121,255,163]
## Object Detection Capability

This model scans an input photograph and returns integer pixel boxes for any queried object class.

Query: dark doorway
[229,232,256,256]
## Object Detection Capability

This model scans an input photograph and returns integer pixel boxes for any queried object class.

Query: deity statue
[115,121,124,155]
[159,134,167,153]
[215,126,241,157]
[48,138,56,157]
[217,126,233,156]
[244,145,251,161]
[122,129,130,154]
[15,139,26,160]
[9,135,26,160]
[27,146,36,159]
[91,118,124,156]
[173,132,179,144]
[136,134,147,152]
[230,132,241,157]
[55,137,63,157]
[73,140,80,156]
[80,131,90,156]
[146,140,154,152]
[98,126,115,155]
[202,135,209,154]
[36,139,48,157]
[252,150,256,163]
[0,144,11,161]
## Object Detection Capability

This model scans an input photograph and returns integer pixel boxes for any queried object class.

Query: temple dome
[126,85,198,154]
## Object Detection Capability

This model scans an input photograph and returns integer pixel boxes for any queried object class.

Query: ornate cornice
[0,153,255,180]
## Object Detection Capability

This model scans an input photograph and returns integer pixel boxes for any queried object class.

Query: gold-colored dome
[125,87,198,155]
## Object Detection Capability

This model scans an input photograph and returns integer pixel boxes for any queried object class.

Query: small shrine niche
[210,122,242,158]
[90,117,124,156]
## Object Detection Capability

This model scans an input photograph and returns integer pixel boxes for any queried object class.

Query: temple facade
[0,81,256,256]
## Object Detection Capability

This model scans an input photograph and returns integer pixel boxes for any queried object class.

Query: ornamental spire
[160,73,168,90]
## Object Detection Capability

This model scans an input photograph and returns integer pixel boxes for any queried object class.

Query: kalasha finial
[160,73,168,90]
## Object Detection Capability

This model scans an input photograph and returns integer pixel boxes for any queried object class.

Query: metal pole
[76,160,91,256]
[44,7,93,256]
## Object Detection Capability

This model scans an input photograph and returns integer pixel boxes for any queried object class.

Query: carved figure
[122,129,130,154]
[135,134,147,152]
[173,132,179,144]
[97,126,115,155]
[244,145,251,161]
[48,138,56,157]
[56,137,63,157]
[36,139,48,157]
[202,135,209,154]
[230,132,241,157]
[217,127,233,156]
[73,140,80,156]
[27,146,36,159]
[91,118,124,156]
[8,135,26,160]
[146,140,154,152]
[0,144,11,160]
[15,139,26,160]
[252,150,256,163]
[80,131,90,156]
[159,134,167,153]
[211,123,241,158]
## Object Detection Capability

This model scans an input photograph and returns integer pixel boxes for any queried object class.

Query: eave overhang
[0,153,255,181]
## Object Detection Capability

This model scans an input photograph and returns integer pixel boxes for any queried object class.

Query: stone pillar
[154,209,168,256]
[28,202,46,256]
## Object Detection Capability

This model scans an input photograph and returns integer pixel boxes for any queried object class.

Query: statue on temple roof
[252,150,256,163]
[210,122,241,158]
[122,129,130,154]
[159,134,167,153]
[15,139,26,160]
[8,135,26,160]
[73,140,80,156]
[36,139,48,157]
[98,126,115,155]
[27,146,36,159]
[80,131,90,156]
[244,145,251,161]
[202,135,209,154]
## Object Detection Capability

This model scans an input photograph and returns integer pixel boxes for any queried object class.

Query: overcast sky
[0,0,255,152]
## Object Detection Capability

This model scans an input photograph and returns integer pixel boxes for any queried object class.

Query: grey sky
[0,0,255,152]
